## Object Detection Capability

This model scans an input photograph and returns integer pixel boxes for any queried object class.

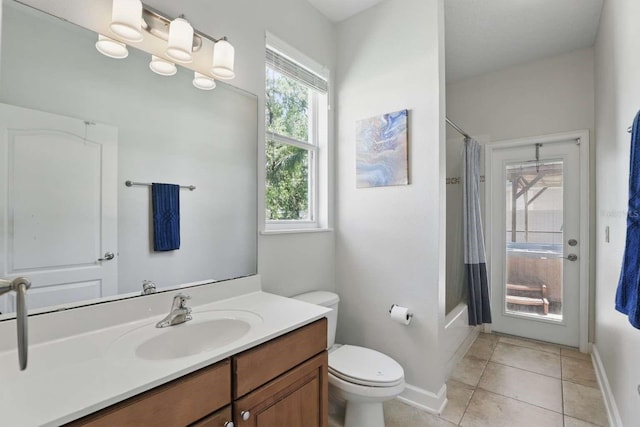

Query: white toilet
[293,291,405,427]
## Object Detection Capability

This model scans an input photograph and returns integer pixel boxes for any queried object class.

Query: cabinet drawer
[190,405,233,427]
[233,318,327,398]
[67,359,231,427]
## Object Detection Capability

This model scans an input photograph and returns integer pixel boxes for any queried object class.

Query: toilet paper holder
[389,304,413,320]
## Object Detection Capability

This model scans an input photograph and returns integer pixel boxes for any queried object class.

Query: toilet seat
[329,345,404,387]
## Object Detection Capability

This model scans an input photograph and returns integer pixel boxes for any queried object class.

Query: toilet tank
[292,291,339,349]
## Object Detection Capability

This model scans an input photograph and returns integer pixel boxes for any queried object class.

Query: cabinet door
[234,352,328,427]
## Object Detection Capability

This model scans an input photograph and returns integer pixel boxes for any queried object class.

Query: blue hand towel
[616,110,640,329]
[152,183,180,252]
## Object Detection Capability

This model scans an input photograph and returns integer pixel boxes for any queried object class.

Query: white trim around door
[485,130,590,352]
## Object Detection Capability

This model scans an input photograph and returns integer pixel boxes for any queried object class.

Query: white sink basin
[109,310,263,361]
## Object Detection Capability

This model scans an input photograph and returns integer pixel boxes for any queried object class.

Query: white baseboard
[397,383,447,415]
[591,344,623,427]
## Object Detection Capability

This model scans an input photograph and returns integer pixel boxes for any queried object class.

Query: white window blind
[266,48,328,93]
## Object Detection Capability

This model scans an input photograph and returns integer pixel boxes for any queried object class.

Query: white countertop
[0,285,329,426]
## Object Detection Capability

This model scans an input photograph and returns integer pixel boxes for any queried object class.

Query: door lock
[568,239,578,246]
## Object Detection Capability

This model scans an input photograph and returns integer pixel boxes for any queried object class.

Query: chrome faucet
[156,293,192,328]
[0,277,31,370]
[142,280,156,295]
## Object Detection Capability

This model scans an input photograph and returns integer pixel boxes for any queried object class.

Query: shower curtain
[463,138,492,325]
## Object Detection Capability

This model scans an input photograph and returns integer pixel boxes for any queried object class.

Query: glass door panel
[504,160,564,321]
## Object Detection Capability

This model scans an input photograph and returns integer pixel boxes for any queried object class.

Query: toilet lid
[329,345,404,387]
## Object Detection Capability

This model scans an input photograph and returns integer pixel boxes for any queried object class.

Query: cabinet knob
[241,411,251,421]
[223,422,234,427]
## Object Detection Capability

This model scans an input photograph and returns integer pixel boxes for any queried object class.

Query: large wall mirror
[0,0,258,319]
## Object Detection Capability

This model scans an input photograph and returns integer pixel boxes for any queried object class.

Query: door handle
[97,252,115,262]
[553,254,578,261]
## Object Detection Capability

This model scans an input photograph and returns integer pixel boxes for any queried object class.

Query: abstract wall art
[356,109,409,188]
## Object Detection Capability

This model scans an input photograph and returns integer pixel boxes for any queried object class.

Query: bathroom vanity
[66,319,328,427]
[0,276,331,427]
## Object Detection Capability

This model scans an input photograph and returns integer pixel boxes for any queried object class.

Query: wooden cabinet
[189,406,233,427]
[65,319,327,427]
[233,318,328,427]
[233,352,328,427]
[233,317,327,398]
[67,359,232,427]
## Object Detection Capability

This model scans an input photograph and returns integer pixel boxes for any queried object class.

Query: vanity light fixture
[166,17,194,63]
[95,34,129,59]
[149,55,177,76]
[95,2,235,90]
[110,0,143,42]
[211,38,235,80]
[193,72,216,90]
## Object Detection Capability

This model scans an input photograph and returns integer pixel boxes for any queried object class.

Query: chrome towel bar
[125,180,196,191]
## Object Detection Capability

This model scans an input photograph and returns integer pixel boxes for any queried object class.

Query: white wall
[336,0,447,409]
[594,0,640,424]
[447,47,595,142]
[141,0,337,297]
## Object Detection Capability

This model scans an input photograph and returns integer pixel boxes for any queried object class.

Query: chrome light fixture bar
[142,6,236,79]
[141,7,204,52]
[96,1,235,90]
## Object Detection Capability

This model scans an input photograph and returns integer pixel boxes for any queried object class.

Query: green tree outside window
[265,67,312,220]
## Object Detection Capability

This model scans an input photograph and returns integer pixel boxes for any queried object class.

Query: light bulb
[149,55,177,76]
[95,34,128,59]
[166,18,193,63]
[110,0,143,42]
[212,38,235,80]
[193,72,216,90]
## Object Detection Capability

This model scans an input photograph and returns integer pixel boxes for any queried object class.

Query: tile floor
[329,333,609,427]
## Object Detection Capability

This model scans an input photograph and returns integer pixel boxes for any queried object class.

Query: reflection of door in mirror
[0,103,117,314]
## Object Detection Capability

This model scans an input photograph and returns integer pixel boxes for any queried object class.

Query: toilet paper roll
[389,304,412,325]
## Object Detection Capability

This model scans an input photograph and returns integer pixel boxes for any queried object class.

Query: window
[265,40,328,230]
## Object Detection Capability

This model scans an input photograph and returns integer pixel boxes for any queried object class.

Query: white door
[0,103,117,314]
[487,135,587,348]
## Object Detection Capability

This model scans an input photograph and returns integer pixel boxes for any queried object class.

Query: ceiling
[306,0,384,22]
[445,0,604,82]
[306,0,604,83]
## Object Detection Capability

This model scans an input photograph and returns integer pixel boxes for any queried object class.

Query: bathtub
[443,302,479,379]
